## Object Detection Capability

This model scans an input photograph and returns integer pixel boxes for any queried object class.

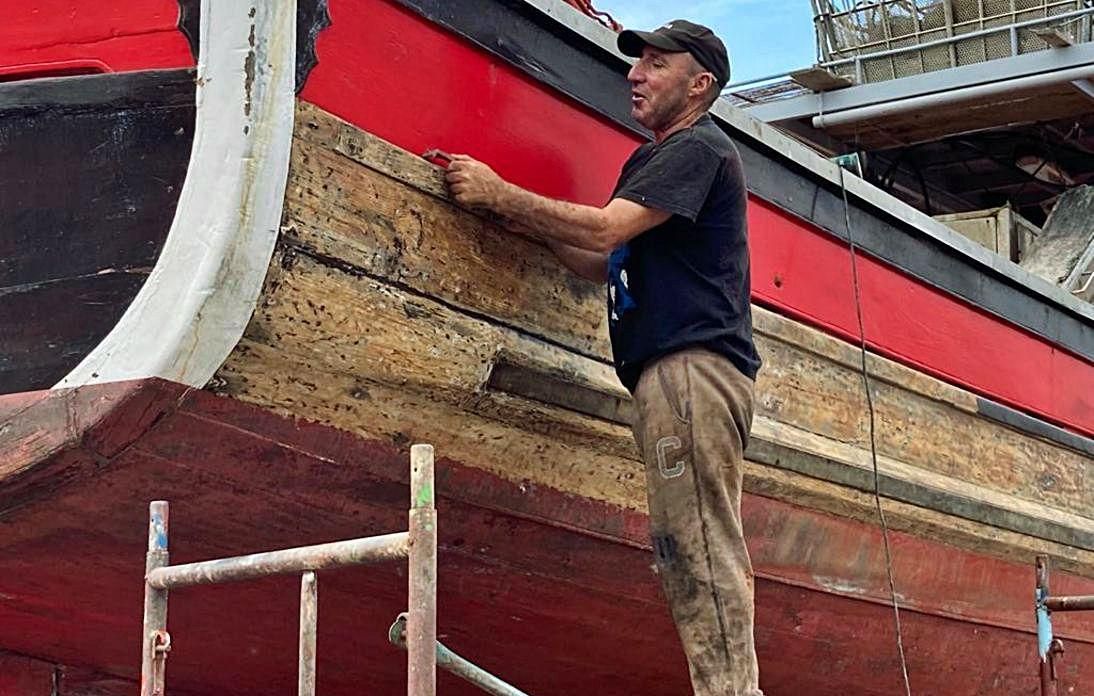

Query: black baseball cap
[618,19,730,88]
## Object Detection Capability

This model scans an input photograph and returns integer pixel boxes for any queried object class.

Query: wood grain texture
[217,251,641,507]
[288,103,608,358]
[295,2,1094,435]
[217,249,1093,561]
[216,101,1092,562]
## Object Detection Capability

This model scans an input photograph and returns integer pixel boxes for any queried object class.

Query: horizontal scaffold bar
[146,531,410,589]
[1046,595,1094,612]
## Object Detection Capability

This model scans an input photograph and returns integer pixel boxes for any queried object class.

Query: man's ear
[690,72,714,98]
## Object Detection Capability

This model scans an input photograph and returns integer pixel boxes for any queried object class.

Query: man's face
[627,46,696,131]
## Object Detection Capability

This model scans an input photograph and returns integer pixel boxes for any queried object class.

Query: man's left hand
[444,155,509,210]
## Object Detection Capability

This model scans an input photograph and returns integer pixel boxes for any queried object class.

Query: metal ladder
[139,443,529,696]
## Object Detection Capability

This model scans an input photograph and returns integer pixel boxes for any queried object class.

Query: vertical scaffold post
[141,501,171,696]
[1036,555,1059,696]
[299,571,318,696]
[407,444,437,696]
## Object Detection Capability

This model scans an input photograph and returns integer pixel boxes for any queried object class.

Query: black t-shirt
[607,113,761,392]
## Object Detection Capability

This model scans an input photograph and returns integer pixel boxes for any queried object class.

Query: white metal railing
[726,3,1094,91]
[821,5,1094,82]
[810,0,1094,83]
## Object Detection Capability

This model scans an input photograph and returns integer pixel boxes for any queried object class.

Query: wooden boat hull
[0,70,194,393]
[0,1,1091,694]
[2,379,1092,695]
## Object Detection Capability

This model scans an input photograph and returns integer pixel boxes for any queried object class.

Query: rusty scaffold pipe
[299,571,318,696]
[146,532,410,589]
[408,443,438,696]
[1035,554,1094,696]
[390,614,531,696]
[141,501,171,696]
[138,445,441,696]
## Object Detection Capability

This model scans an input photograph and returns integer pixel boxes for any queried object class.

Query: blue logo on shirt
[608,244,636,324]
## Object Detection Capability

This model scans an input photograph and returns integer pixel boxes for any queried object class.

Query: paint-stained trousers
[631,347,763,696]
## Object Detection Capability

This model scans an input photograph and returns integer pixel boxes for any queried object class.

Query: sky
[602,0,818,86]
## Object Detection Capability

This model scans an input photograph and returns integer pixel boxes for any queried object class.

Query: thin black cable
[837,165,913,696]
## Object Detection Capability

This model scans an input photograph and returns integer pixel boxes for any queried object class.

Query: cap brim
[617,29,687,57]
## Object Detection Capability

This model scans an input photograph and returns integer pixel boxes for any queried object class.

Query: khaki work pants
[631,348,763,696]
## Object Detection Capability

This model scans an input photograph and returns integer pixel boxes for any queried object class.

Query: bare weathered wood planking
[216,101,1091,566]
[217,250,640,500]
[282,104,1088,505]
[216,249,1094,570]
[287,104,608,359]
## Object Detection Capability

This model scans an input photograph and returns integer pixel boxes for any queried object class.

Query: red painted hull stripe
[0,1,193,75]
[300,0,1093,435]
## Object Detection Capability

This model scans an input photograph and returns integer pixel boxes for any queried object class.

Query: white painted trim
[520,0,1094,322]
[811,64,1094,128]
[57,1,296,389]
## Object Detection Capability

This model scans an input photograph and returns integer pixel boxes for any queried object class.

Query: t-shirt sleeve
[612,137,721,222]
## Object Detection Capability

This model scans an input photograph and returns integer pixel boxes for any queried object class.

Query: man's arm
[493,214,609,282]
[444,155,670,256]
[545,241,610,283]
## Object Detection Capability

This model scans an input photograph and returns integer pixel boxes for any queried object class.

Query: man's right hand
[444,155,511,210]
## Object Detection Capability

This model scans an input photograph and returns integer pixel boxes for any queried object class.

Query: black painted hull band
[0,70,196,394]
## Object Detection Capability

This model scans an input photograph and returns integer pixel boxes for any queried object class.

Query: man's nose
[626,64,643,84]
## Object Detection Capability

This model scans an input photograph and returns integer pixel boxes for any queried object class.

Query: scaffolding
[1035,555,1094,695]
[138,444,529,696]
[811,0,1094,83]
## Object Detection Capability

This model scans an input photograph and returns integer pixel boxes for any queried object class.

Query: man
[442,20,763,696]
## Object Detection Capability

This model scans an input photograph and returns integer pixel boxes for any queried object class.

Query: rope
[562,0,622,31]
[837,164,913,696]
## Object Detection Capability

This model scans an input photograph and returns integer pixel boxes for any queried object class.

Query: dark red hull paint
[0,1,193,77]
[0,652,130,696]
[302,0,1093,435]
[2,380,1091,695]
